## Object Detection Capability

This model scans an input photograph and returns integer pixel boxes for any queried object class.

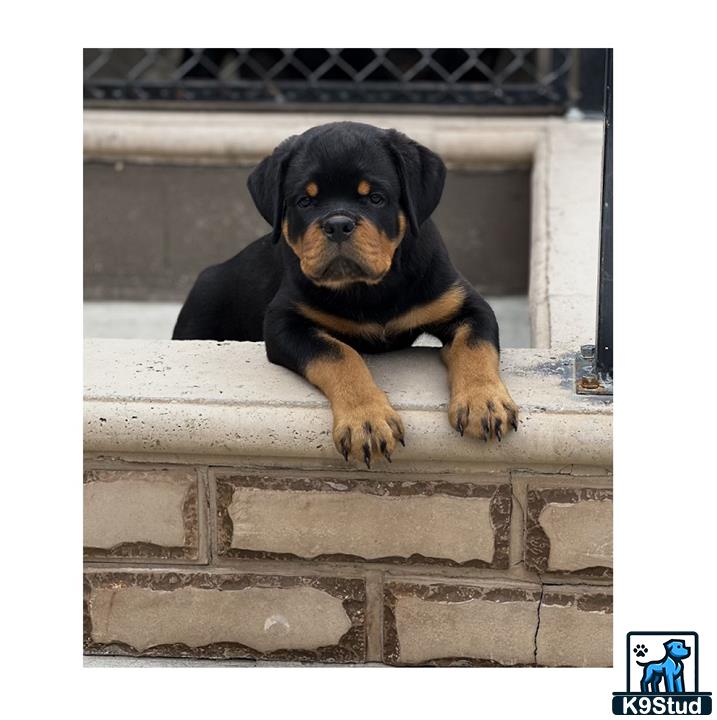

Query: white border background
[4,3,716,718]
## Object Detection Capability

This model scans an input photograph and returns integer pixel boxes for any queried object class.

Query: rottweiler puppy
[173,121,518,466]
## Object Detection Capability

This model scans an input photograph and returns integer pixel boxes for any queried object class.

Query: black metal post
[575,48,613,395]
[596,49,613,380]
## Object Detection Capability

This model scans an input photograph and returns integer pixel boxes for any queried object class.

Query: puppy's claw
[339,436,351,462]
[387,418,405,449]
[495,419,503,442]
[455,406,469,437]
[363,443,371,469]
[510,417,518,432]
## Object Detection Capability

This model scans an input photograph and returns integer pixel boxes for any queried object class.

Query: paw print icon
[633,643,648,658]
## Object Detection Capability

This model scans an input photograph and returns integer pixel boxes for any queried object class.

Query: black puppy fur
[174,121,518,465]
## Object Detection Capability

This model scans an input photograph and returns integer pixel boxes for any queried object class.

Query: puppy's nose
[322,215,356,242]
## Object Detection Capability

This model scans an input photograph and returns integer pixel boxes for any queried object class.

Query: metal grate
[84,48,578,113]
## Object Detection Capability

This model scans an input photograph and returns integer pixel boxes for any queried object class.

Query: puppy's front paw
[332,398,405,468]
[449,378,518,442]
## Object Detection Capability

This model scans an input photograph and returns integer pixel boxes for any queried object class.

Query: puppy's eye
[369,192,384,205]
[296,196,312,208]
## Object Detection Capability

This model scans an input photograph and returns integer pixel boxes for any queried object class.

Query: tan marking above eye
[397,211,407,241]
[357,180,371,196]
[306,181,319,198]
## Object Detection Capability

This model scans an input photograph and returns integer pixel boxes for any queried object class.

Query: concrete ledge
[84,339,611,469]
[84,110,541,167]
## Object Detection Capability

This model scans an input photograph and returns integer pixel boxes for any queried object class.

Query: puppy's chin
[305,257,388,289]
[309,276,387,290]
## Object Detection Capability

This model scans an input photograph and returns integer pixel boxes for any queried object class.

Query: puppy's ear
[247,135,299,243]
[385,129,446,236]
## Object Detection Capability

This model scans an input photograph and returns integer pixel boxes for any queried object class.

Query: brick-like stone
[216,475,511,568]
[84,469,202,561]
[525,486,612,576]
[536,588,612,667]
[84,571,366,663]
[384,581,540,666]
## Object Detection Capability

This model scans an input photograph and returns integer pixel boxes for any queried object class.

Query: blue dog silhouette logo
[613,632,712,715]
[638,639,691,694]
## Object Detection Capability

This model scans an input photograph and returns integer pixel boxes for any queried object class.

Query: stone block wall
[83,463,612,666]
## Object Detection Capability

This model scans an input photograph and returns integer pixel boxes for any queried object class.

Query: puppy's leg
[431,288,518,442]
[306,333,406,467]
[264,309,404,467]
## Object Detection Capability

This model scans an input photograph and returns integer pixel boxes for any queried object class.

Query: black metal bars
[83,48,577,113]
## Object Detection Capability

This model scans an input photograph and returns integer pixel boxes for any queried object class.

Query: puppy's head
[248,122,445,289]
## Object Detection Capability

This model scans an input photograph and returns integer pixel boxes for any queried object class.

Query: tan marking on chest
[387,283,466,334]
[297,305,384,340]
[297,283,466,341]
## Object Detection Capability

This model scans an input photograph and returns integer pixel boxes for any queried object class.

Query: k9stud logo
[613,632,712,715]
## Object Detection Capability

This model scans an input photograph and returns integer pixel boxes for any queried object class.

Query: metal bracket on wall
[575,344,613,396]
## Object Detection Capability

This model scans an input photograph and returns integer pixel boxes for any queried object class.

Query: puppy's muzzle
[321,214,356,243]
